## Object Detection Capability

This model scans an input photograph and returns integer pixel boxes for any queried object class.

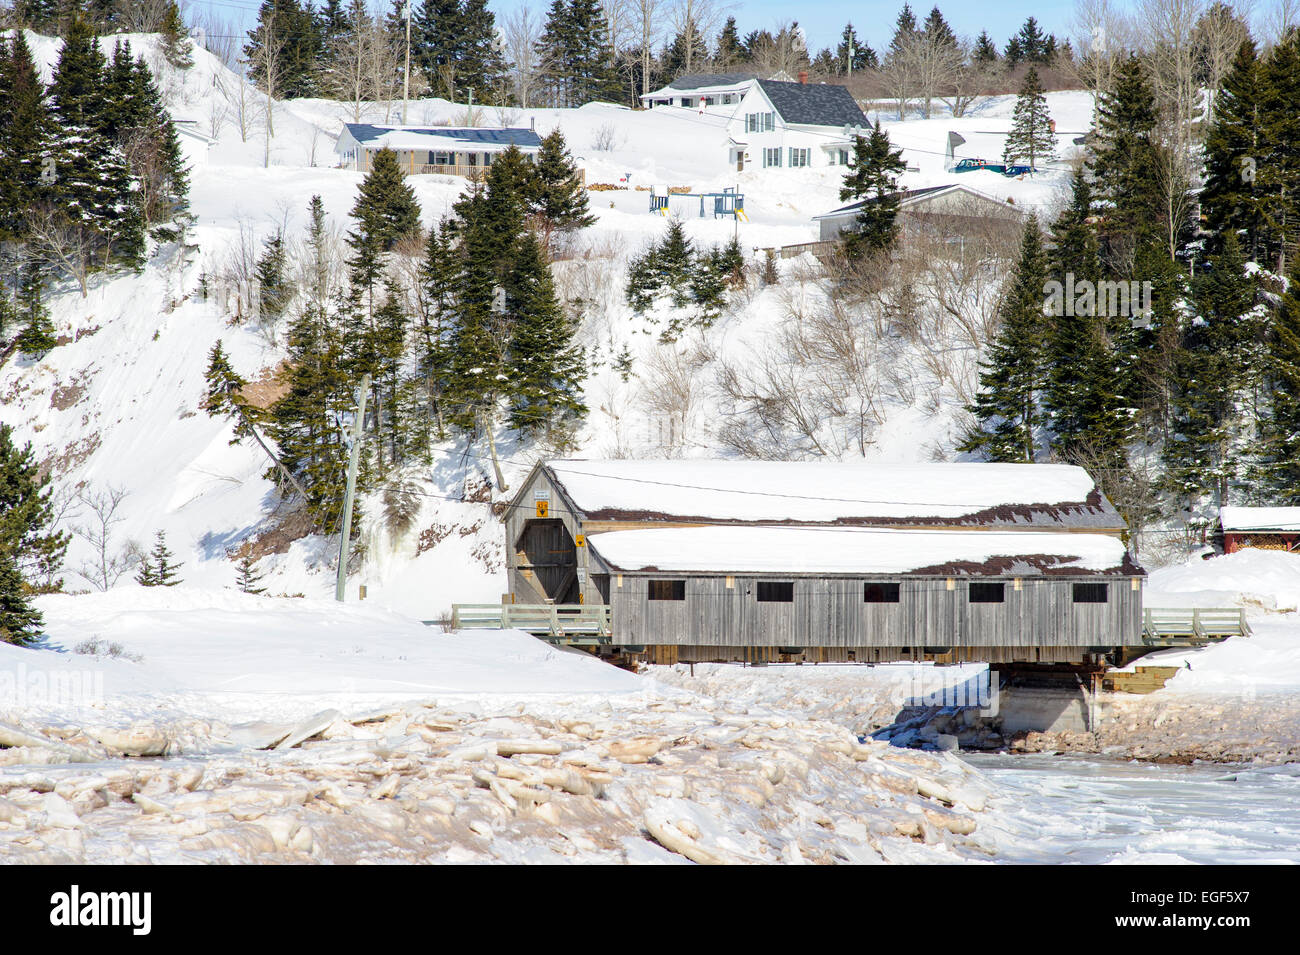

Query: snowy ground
[0,578,1297,863]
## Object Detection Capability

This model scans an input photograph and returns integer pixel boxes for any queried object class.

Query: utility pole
[335,374,370,602]
[402,0,412,124]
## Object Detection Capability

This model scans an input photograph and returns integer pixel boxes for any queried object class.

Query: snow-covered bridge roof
[530,459,1126,531]
[585,525,1136,576]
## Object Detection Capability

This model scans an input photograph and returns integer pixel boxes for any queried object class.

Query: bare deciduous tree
[1071,0,1135,116]
[73,486,141,592]
[503,6,543,106]
[666,0,723,75]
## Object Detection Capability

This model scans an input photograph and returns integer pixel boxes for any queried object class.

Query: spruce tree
[1088,54,1166,272]
[506,232,585,434]
[531,130,594,235]
[0,423,68,618]
[136,532,183,587]
[715,18,743,70]
[974,31,998,63]
[244,0,322,99]
[160,2,194,70]
[255,232,291,328]
[235,553,267,594]
[839,126,906,258]
[1255,263,1300,498]
[959,217,1049,462]
[1200,40,1264,261]
[203,341,260,442]
[1164,233,1265,503]
[0,32,53,242]
[1042,173,1127,467]
[1256,29,1300,273]
[1003,68,1055,170]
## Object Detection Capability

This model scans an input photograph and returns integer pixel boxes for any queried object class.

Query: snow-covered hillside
[0,30,1093,618]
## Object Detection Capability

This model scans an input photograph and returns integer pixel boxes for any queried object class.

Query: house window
[745,112,776,133]
[863,582,901,603]
[969,582,1005,603]
[763,147,782,168]
[1073,583,1109,603]
[648,579,686,601]
[431,151,453,165]
[756,581,794,602]
[788,147,810,167]
[838,149,849,165]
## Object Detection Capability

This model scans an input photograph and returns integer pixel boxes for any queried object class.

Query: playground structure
[649,185,747,221]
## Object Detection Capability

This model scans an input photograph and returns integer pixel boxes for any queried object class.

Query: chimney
[798,71,808,84]
[530,116,535,130]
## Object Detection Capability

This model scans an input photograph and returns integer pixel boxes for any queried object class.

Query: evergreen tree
[1088,54,1167,272]
[137,531,183,587]
[235,553,267,594]
[1002,67,1055,169]
[1004,36,1024,68]
[15,297,56,356]
[974,31,998,64]
[506,232,585,434]
[1164,233,1266,503]
[159,1,194,70]
[255,232,291,327]
[535,0,576,106]
[0,32,54,241]
[715,18,743,69]
[531,130,594,236]
[0,423,68,629]
[960,217,1049,462]
[203,340,260,442]
[567,0,621,105]
[412,0,465,99]
[244,0,323,99]
[47,15,145,272]
[1255,263,1300,498]
[888,4,918,59]
[837,23,875,73]
[838,126,906,258]
[348,148,422,253]
[922,7,956,49]
[458,0,506,99]
[1015,17,1054,64]
[1255,29,1300,272]
[1042,173,1127,467]
[1200,39,1264,261]
[662,19,709,78]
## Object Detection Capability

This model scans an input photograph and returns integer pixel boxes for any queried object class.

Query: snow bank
[1,589,640,726]
[1148,549,1300,611]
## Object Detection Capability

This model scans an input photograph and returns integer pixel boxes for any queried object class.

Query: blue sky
[191,0,1091,58]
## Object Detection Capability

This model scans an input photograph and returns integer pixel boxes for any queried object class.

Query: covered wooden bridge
[492,459,1147,666]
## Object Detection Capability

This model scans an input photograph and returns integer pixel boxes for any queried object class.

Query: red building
[1218,506,1300,554]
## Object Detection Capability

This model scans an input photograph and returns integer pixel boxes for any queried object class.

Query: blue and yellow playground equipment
[649,185,747,221]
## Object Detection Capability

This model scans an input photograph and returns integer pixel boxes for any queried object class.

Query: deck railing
[450,603,612,641]
[1142,607,1251,645]
[413,163,485,179]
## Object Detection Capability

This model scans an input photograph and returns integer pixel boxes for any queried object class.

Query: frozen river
[965,754,1300,864]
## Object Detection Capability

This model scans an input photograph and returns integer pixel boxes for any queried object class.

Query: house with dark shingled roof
[724,74,869,173]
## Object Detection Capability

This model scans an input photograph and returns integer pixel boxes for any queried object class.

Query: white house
[722,76,868,172]
[335,123,543,177]
[172,119,216,170]
[639,71,760,109]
